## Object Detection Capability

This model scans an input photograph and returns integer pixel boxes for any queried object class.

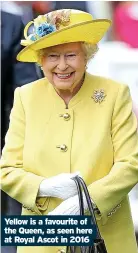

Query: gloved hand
[37,171,81,200]
[48,193,88,215]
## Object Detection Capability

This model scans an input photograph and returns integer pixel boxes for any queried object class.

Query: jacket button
[117,203,121,208]
[107,212,112,217]
[59,113,71,120]
[56,144,68,152]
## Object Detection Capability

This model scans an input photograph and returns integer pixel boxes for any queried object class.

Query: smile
[55,72,74,79]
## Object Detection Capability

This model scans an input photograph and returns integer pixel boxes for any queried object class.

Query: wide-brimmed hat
[17,9,111,62]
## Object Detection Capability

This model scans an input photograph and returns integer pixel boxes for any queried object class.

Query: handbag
[66,176,108,253]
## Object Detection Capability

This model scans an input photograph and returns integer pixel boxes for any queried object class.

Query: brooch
[92,89,106,103]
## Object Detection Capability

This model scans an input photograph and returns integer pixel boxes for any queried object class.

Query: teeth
[57,73,71,78]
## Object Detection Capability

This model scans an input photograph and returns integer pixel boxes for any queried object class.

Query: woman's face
[41,42,86,93]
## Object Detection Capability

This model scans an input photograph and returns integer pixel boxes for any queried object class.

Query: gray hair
[37,42,99,66]
[82,42,99,63]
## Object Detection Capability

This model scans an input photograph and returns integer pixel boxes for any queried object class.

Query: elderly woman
[1,9,138,253]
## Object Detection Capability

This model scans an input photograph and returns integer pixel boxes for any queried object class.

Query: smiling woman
[1,8,138,253]
[40,42,87,103]
[37,42,99,102]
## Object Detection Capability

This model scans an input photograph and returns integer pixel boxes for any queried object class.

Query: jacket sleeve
[88,84,138,224]
[0,88,45,214]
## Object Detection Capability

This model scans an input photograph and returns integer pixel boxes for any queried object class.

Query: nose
[57,55,68,71]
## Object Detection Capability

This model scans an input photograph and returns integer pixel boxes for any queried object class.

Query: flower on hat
[21,10,71,46]
[50,10,71,29]
[27,34,36,42]
[35,23,56,38]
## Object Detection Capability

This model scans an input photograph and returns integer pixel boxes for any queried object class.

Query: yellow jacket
[1,72,138,253]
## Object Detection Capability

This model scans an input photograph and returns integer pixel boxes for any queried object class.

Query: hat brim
[17,19,111,62]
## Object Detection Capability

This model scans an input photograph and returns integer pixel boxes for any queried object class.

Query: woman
[1,9,138,253]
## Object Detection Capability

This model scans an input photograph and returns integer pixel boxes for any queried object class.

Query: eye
[66,53,76,60]
[47,54,59,61]
[67,53,76,57]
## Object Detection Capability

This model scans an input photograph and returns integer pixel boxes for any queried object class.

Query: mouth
[54,72,74,80]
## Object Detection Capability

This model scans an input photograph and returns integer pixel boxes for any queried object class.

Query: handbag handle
[72,176,108,253]
[72,176,101,236]
[73,175,84,215]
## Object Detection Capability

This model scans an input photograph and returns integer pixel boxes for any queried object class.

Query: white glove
[37,172,81,200]
[48,193,89,215]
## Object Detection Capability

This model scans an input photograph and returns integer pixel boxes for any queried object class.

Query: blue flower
[35,23,56,38]
[29,34,37,41]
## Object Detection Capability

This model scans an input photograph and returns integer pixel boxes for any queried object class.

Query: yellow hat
[17,9,111,63]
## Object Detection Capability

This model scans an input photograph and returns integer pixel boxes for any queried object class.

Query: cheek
[75,60,86,73]
[42,61,53,75]
[42,65,53,82]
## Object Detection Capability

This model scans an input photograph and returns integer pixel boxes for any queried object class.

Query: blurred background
[1,1,138,251]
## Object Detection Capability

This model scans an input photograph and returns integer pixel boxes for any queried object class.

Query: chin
[54,83,73,91]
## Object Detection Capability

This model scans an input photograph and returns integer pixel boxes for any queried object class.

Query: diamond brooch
[92,89,106,103]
